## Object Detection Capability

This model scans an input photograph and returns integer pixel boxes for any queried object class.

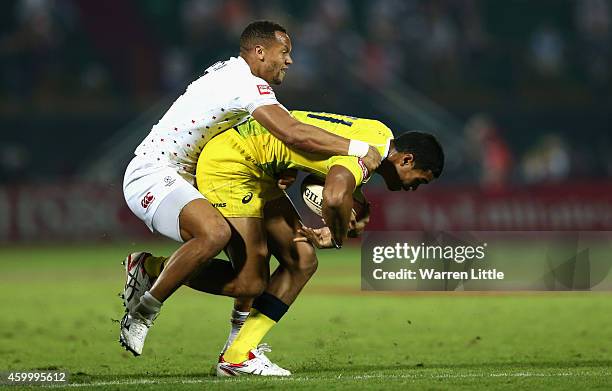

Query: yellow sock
[223,309,276,363]
[143,256,167,278]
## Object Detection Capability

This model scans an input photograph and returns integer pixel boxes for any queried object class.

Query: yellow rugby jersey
[234,110,393,187]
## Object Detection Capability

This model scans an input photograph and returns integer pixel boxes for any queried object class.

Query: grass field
[1,242,611,390]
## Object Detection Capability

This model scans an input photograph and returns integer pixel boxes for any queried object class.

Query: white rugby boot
[119,253,159,356]
[216,344,291,377]
[119,312,152,356]
[121,252,154,312]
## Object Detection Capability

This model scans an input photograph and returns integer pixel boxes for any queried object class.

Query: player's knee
[300,253,318,278]
[197,219,231,250]
[289,247,318,278]
[211,220,232,246]
[186,226,230,266]
[186,237,216,266]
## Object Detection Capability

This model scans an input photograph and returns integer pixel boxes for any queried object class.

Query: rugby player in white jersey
[120,21,382,359]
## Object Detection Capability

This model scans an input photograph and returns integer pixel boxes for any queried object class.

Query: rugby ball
[300,174,368,219]
[301,175,325,216]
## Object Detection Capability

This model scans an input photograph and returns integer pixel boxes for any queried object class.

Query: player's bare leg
[218,170,301,355]
[150,199,232,300]
[218,197,317,376]
[175,216,290,376]
[184,217,270,298]
[144,218,274,299]
[125,253,254,354]
[262,197,318,305]
[124,199,313,372]
[120,198,231,356]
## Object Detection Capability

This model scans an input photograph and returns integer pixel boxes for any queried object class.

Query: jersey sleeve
[326,156,369,189]
[238,75,280,114]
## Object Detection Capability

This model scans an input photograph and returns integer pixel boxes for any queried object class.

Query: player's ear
[402,153,415,167]
[255,44,265,60]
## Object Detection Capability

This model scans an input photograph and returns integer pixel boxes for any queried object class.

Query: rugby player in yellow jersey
[139,110,443,375]
[181,110,444,375]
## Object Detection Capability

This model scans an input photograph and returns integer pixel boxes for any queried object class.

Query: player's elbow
[323,170,354,210]
[323,184,351,211]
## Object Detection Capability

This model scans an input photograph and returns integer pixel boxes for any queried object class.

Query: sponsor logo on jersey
[163,176,176,187]
[358,158,370,183]
[212,202,227,208]
[141,192,155,209]
[257,84,274,95]
[242,192,253,204]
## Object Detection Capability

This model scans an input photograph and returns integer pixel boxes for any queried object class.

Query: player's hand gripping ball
[300,174,370,236]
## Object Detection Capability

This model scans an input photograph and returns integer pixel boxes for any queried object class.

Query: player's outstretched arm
[321,165,356,247]
[252,105,382,172]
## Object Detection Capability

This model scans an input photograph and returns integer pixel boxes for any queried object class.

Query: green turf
[0,242,611,390]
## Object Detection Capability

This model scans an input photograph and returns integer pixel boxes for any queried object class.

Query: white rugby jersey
[134,56,280,178]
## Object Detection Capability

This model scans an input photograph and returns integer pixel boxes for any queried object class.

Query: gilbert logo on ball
[301,175,325,216]
[301,174,369,219]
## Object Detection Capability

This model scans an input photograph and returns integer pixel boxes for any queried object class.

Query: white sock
[221,309,250,354]
[133,291,162,321]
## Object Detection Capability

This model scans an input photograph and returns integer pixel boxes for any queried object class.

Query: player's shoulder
[226,57,273,85]
[373,120,393,138]
[228,57,276,97]
[196,56,259,83]
[353,116,393,138]
[191,56,275,99]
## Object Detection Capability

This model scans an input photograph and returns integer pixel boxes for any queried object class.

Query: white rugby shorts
[123,156,205,242]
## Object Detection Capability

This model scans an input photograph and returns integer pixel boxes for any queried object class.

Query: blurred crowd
[1,0,611,185]
[463,114,578,189]
[2,0,611,99]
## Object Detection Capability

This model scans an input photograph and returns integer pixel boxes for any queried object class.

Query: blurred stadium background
[1,0,612,242]
[1,1,612,388]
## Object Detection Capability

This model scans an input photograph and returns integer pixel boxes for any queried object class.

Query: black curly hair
[394,131,444,178]
[240,21,287,52]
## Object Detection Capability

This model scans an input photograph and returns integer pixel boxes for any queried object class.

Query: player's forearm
[322,188,352,247]
[286,122,350,156]
[323,202,352,247]
[252,105,369,158]
[322,166,357,246]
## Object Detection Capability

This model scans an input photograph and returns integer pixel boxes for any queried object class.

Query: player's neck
[375,140,397,177]
[240,53,263,79]
[375,159,392,175]
[381,140,399,166]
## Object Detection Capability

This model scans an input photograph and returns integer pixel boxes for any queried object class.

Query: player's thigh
[263,196,317,272]
[225,217,271,292]
[176,198,231,244]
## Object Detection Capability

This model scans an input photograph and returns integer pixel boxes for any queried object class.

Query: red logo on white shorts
[257,84,274,95]
[141,192,155,209]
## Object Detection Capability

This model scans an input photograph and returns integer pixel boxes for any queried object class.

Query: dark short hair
[240,21,287,51]
[394,131,444,178]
